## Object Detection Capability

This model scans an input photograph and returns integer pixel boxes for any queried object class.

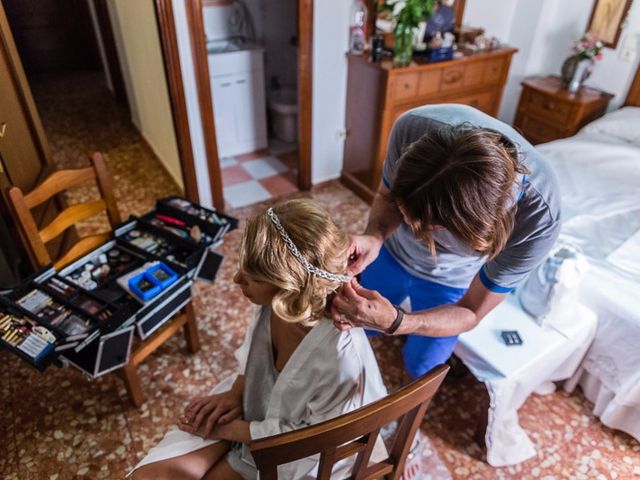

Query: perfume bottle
[349,0,368,55]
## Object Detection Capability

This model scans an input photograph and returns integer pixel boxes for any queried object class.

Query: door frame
[155,0,202,205]
[168,0,314,211]
[92,0,129,107]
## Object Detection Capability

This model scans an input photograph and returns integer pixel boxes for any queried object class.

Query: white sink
[207,38,259,55]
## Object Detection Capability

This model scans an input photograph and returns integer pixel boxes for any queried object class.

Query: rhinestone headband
[266,208,352,283]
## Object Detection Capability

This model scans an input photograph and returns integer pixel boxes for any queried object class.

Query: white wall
[464,0,640,123]
[107,0,184,189]
[311,0,351,184]
[262,0,298,89]
[241,0,298,89]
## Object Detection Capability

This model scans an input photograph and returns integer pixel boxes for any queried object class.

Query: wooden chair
[6,152,200,407]
[251,364,450,480]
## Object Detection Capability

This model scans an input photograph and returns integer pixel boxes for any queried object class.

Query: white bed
[536,103,640,442]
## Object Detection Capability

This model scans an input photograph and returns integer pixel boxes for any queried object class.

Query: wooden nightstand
[514,76,613,144]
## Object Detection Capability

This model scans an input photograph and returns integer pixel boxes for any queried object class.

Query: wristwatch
[385,305,406,335]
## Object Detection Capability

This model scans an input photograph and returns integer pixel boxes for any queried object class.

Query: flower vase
[561,55,594,93]
[393,24,413,67]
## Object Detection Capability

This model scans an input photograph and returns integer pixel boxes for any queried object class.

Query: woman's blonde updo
[238,198,350,325]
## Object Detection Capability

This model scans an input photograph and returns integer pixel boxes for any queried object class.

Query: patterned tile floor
[221,142,299,208]
[1,71,639,479]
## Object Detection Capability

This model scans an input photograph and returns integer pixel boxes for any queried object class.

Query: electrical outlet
[619,35,638,62]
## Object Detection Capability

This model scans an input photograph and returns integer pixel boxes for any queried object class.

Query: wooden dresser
[341,47,517,202]
[514,76,613,145]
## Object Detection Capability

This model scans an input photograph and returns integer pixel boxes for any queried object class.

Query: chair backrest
[7,152,121,270]
[250,364,449,480]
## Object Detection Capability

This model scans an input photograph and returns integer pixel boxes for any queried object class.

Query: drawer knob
[444,72,462,84]
[543,102,555,111]
[0,123,6,138]
[404,83,411,89]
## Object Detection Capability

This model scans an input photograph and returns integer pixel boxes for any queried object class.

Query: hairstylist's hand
[347,234,383,276]
[331,278,396,332]
[177,390,242,438]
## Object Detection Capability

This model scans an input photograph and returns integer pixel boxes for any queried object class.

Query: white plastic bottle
[349,0,368,54]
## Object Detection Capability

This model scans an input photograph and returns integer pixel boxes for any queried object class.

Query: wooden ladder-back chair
[8,152,121,270]
[251,364,450,480]
[6,152,200,407]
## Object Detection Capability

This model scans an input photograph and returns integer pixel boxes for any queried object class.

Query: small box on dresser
[514,76,614,145]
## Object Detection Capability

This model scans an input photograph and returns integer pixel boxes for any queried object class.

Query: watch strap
[385,305,405,335]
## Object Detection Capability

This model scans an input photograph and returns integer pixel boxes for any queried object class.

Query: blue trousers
[361,246,467,379]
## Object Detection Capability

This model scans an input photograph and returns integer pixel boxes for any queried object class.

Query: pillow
[579,106,640,146]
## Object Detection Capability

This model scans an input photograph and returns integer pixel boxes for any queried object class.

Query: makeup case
[0,197,235,379]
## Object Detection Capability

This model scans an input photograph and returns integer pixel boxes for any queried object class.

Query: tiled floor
[1,71,639,480]
[221,143,299,208]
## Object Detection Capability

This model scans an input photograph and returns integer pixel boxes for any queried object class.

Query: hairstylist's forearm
[395,304,479,337]
[395,276,508,337]
[364,183,403,241]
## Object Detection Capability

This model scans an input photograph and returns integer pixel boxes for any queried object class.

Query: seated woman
[131,198,387,479]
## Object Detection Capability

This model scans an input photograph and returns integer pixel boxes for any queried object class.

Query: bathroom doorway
[187,0,313,209]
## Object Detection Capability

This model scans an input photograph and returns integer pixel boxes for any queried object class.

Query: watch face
[151,268,171,282]
[137,278,155,292]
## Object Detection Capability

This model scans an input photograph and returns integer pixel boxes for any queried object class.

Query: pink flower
[594,53,603,61]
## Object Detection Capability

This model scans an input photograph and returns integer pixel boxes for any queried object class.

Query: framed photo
[587,0,633,48]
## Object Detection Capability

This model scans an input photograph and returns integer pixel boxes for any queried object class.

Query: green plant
[378,0,437,30]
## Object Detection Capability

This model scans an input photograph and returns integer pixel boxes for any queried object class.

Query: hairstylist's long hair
[390,124,528,259]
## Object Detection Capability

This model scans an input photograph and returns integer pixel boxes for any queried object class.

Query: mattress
[536,107,640,440]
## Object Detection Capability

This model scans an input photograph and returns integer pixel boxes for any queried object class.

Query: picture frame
[586,0,633,48]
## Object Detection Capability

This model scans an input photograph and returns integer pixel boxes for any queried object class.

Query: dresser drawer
[418,69,442,96]
[449,90,495,114]
[484,59,504,85]
[517,115,567,144]
[524,91,572,123]
[464,62,484,88]
[440,66,465,92]
[393,72,419,102]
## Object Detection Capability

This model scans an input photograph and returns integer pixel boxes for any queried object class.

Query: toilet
[268,88,298,143]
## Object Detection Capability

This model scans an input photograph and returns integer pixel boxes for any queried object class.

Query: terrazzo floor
[1,71,639,479]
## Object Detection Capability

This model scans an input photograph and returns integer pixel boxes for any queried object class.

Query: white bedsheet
[538,131,640,282]
[536,114,640,441]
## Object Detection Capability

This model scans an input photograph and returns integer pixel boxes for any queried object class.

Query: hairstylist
[332,104,561,380]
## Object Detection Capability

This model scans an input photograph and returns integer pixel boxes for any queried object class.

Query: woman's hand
[346,234,383,276]
[178,389,243,438]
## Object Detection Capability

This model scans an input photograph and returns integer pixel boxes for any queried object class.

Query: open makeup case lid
[0,197,236,377]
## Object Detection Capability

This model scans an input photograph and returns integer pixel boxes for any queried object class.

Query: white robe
[132,308,388,479]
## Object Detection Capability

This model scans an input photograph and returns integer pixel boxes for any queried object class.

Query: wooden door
[0,1,68,284]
